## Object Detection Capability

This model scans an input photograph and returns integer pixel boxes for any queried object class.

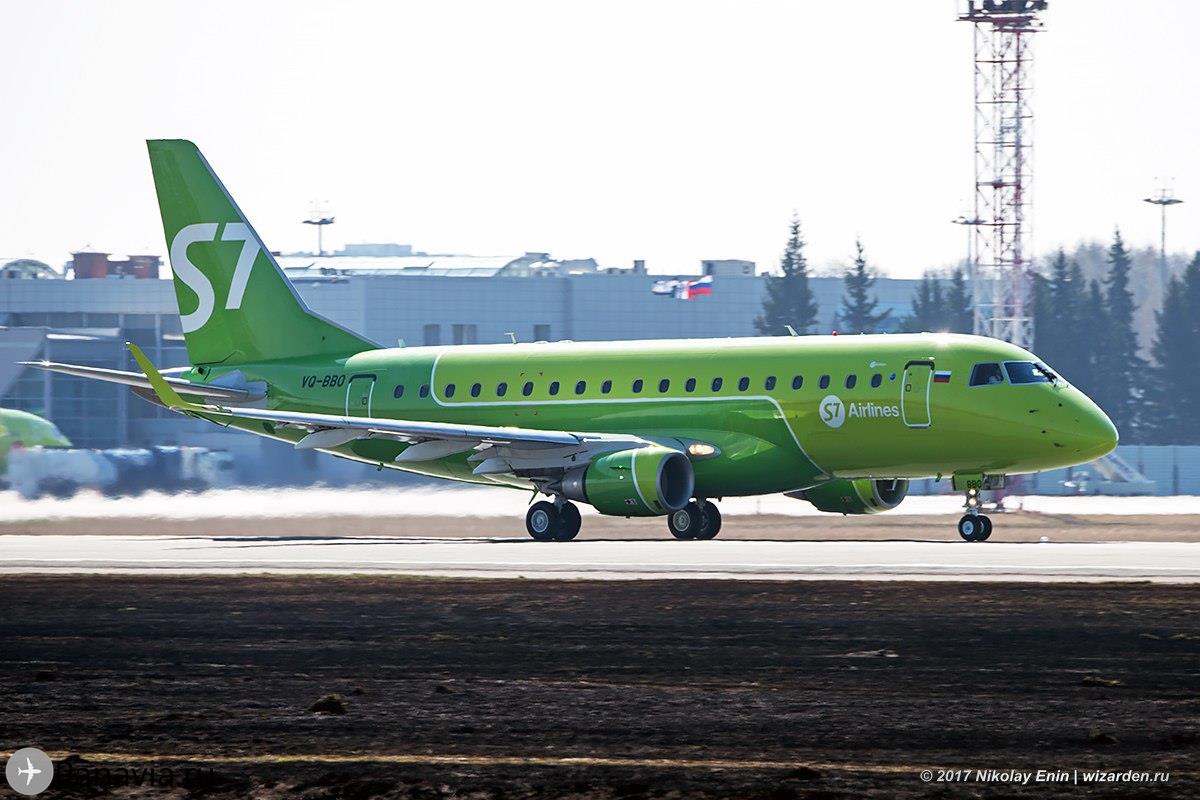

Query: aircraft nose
[1071,396,1119,461]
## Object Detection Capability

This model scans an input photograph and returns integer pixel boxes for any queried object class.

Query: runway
[2,534,1198,581]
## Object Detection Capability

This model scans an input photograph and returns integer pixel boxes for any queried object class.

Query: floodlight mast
[303,215,335,257]
[959,0,1047,349]
[1143,185,1183,295]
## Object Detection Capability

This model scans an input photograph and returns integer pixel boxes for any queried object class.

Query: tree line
[756,216,1199,445]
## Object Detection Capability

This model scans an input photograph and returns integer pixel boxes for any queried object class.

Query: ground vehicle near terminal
[24,140,1118,541]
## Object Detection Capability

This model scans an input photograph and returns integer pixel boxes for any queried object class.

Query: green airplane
[0,408,73,474]
[23,140,1118,541]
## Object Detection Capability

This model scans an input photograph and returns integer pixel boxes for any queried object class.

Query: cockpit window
[1004,361,1058,385]
[969,363,1006,386]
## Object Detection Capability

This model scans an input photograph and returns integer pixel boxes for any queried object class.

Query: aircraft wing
[19,360,265,402]
[124,344,655,475]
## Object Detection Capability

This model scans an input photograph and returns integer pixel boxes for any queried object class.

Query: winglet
[127,342,193,410]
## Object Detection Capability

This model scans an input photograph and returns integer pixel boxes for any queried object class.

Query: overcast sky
[2,1,1198,278]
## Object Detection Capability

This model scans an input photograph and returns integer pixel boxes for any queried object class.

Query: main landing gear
[525,500,582,542]
[667,500,722,540]
[957,489,992,541]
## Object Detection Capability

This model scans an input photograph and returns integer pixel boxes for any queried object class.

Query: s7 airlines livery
[25,141,1118,542]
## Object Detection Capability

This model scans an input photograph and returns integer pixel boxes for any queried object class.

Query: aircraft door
[901,361,933,428]
[345,374,376,417]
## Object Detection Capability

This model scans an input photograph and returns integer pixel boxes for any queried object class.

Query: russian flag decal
[933,370,952,383]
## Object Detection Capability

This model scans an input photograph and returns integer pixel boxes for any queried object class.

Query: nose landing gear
[957,512,992,542]
[957,488,992,541]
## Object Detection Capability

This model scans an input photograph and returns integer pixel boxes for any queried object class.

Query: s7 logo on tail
[170,222,260,332]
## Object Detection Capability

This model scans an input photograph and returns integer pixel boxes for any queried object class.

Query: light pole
[953,215,983,333]
[1143,186,1182,295]
[303,215,335,257]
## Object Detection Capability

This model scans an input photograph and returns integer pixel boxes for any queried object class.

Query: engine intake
[562,446,694,517]
[788,478,909,515]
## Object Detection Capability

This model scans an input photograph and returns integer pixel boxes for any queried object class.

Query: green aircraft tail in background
[147,140,375,366]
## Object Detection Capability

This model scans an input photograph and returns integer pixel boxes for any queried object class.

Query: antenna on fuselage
[784,325,799,337]
[505,331,518,344]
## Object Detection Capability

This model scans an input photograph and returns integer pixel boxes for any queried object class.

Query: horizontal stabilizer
[18,360,266,402]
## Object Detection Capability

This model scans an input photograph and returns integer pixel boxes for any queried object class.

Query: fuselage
[193,332,1118,497]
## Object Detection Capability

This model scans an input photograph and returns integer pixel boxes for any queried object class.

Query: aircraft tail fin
[147,139,376,366]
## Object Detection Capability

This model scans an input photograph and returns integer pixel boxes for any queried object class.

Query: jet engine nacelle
[789,478,909,515]
[562,446,694,517]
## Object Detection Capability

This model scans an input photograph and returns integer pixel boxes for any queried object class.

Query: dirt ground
[4,511,1200,541]
[1,576,1197,798]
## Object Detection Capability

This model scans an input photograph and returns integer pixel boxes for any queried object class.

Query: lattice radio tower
[959,1,1047,348]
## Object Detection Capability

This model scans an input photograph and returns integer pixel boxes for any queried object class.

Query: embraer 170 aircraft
[24,141,1118,541]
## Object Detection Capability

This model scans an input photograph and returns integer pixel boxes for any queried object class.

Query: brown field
[2,576,1197,798]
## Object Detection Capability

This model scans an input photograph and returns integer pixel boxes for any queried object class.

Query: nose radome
[1074,399,1119,460]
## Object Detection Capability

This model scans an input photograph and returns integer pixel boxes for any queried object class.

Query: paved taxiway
[2,535,1197,581]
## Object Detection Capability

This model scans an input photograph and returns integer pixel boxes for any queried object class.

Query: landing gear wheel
[526,501,560,541]
[668,503,704,540]
[555,502,582,541]
[957,514,987,542]
[977,515,993,541]
[694,500,722,540]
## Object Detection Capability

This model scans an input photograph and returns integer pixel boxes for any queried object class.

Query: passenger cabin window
[419,384,430,398]
[738,376,750,391]
[969,363,1006,387]
[845,374,857,389]
[632,378,644,393]
[470,383,481,397]
[658,379,670,393]
[1005,361,1055,385]
[685,378,697,392]
[496,382,508,397]
[393,385,405,399]
[549,380,560,396]
[765,376,776,390]
[444,383,456,398]
[711,377,723,391]
[870,373,882,388]
[601,379,612,394]
[792,375,803,390]
[819,375,830,389]
[522,381,534,397]
[575,380,587,395]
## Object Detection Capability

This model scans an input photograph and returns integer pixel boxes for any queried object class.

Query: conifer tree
[837,240,890,334]
[1035,250,1087,381]
[1077,278,1113,423]
[1096,230,1146,440]
[755,213,820,335]
[944,268,973,334]
[901,274,944,332]
[1148,252,1200,444]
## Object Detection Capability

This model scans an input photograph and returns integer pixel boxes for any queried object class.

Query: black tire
[977,515,993,541]
[694,500,722,540]
[526,501,560,541]
[668,503,703,540]
[555,503,582,541]
[957,514,984,542]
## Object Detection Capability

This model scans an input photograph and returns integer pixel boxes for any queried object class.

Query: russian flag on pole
[681,275,713,299]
